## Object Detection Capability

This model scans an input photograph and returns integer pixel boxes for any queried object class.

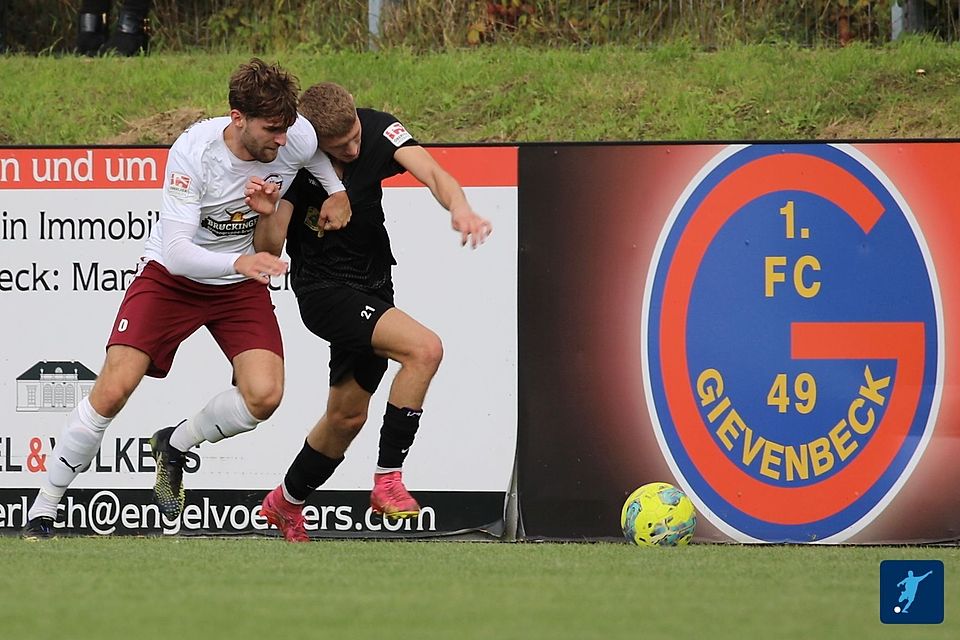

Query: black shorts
[296,283,394,394]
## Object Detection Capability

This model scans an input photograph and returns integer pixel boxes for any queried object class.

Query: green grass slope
[2,39,960,145]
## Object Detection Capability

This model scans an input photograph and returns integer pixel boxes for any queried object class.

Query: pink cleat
[370,471,421,519]
[260,486,309,543]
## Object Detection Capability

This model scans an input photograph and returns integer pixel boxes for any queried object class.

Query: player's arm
[254,200,293,257]
[394,145,492,248]
[305,150,351,231]
[161,156,284,282]
[246,176,292,257]
[162,217,285,282]
[160,154,240,278]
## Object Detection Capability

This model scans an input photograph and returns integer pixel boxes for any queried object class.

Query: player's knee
[240,380,284,420]
[92,393,126,418]
[89,380,134,417]
[329,408,368,438]
[411,331,443,373]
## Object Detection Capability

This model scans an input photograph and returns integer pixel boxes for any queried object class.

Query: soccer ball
[621,482,697,546]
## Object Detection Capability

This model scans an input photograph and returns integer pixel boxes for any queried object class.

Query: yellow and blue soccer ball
[621,482,697,546]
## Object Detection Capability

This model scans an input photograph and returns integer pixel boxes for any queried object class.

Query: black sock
[377,403,422,470]
[283,441,343,501]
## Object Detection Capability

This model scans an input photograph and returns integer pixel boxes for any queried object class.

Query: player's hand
[451,207,492,248]
[318,191,352,231]
[243,177,281,216]
[234,251,288,284]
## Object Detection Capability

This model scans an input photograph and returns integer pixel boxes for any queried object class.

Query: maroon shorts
[107,261,283,378]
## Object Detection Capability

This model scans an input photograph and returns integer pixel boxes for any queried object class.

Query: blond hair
[299,82,358,139]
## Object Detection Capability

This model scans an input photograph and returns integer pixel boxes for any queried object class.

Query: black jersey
[283,109,419,295]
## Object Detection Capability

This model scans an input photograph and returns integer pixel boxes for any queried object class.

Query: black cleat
[22,516,56,540]
[150,425,186,519]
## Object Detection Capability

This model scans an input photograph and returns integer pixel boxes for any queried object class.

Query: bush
[2,1,959,53]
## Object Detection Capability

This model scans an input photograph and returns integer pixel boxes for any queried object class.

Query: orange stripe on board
[0,148,168,189]
[383,146,518,188]
[0,146,518,190]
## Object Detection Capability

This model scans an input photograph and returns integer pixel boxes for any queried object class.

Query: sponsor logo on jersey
[263,173,284,190]
[167,172,192,197]
[383,122,412,147]
[201,208,258,237]
[303,206,325,238]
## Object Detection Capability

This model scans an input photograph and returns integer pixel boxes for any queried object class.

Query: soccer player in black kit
[247,82,493,542]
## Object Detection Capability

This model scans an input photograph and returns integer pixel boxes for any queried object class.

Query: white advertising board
[0,146,517,536]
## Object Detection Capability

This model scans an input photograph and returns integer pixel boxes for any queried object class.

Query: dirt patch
[819,102,959,140]
[102,107,207,145]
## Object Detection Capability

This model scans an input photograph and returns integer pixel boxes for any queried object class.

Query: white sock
[28,397,111,520]
[375,466,402,475]
[169,388,260,451]
[281,482,305,505]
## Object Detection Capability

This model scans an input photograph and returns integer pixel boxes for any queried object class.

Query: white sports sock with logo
[169,387,260,451]
[28,396,111,520]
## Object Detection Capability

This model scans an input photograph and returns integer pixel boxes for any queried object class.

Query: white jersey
[143,115,342,285]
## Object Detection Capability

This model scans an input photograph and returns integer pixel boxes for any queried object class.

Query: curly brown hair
[298,82,358,140]
[228,58,300,128]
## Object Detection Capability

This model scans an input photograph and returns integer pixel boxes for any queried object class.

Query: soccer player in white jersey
[22,59,351,538]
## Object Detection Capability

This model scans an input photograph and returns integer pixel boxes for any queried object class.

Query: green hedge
[2,1,959,53]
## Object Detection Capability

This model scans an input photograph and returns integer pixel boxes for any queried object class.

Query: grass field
[0,537,956,639]
[3,39,960,145]
[2,34,959,640]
